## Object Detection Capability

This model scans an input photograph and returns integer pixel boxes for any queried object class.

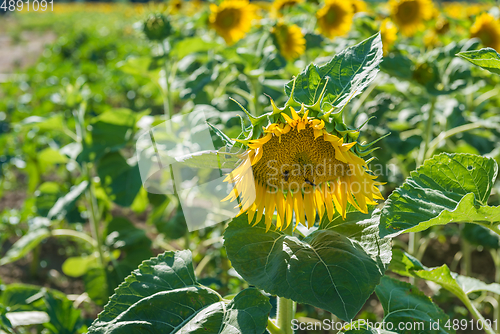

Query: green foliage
[0,228,51,266]
[457,48,500,75]
[285,33,383,111]
[88,250,271,333]
[380,153,500,237]
[224,211,391,321]
[375,276,453,334]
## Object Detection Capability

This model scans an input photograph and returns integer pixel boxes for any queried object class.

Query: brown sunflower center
[325,6,341,24]
[474,26,499,47]
[397,1,419,22]
[217,8,240,28]
[252,125,349,192]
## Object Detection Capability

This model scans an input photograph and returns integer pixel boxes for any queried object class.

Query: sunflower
[272,0,303,13]
[316,0,354,39]
[443,2,465,20]
[470,13,500,52]
[168,0,183,14]
[389,0,434,36]
[380,19,397,55]
[351,0,367,14]
[272,22,306,61]
[223,94,384,232]
[435,16,450,35]
[209,0,257,45]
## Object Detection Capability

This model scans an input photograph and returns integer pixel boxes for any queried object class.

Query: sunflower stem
[277,297,295,334]
[492,249,500,327]
[161,41,175,120]
[248,75,262,117]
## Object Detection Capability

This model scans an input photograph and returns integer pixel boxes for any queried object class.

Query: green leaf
[35,182,62,217]
[224,210,391,321]
[0,283,67,312]
[38,148,68,171]
[175,150,240,170]
[380,153,499,238]
[0,229,51,266]
[5,311,49,327]
[0,284,47,312]
[457,47,500,75]
[391,249,500,299]
[97,152,142,207]
[117,57,160,81]
[170,37,217,59]
[62,253,99,277]
[375,276,453,334]
[79,108,147,163]
[105,217,152,269]
[19,115,65,132]
[284,33,382,109]
[84,268,110,306]
[47,181,88,221]
[41,291,83,334]
[89,250,271,334]
[461,224,500,249]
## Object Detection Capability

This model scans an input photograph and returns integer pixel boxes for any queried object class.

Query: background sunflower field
[2,0,500,333]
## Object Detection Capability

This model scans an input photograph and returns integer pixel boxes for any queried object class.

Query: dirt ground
[0,16,56,75]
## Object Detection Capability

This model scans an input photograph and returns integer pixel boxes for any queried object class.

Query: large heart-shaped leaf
[375,276,453,334]
[88,250,271,334]
[457,48,500,75]
[224,210,391,321]
[284,33,382,110]
[380,153,499,237]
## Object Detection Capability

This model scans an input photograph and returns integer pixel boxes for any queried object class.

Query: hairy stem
[277,297,295,334]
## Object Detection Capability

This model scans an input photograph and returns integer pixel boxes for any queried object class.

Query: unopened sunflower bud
[143,13,172,41]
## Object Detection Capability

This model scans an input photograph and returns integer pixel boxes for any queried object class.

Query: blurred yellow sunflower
[272,0,303,12]
[273,22,306,61]
[224,106,384,231]
[424,32,439,49]
[443,2,465,20]
[389,0,434,36]
[168,0,183,14]
[435,16,450,35]
[209,0,257,45]
[351,0,367,14]
[380,19,397,55]
[470,13,500,52]
[317,0,354,38]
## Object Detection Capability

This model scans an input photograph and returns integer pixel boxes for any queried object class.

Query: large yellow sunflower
[223,105,384,231]
[470,13,500,52]
[316,0,354,39]
[380,18,397,55]
[209,0,257,45]
[272,22,306,61]
[389,0,434,36]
